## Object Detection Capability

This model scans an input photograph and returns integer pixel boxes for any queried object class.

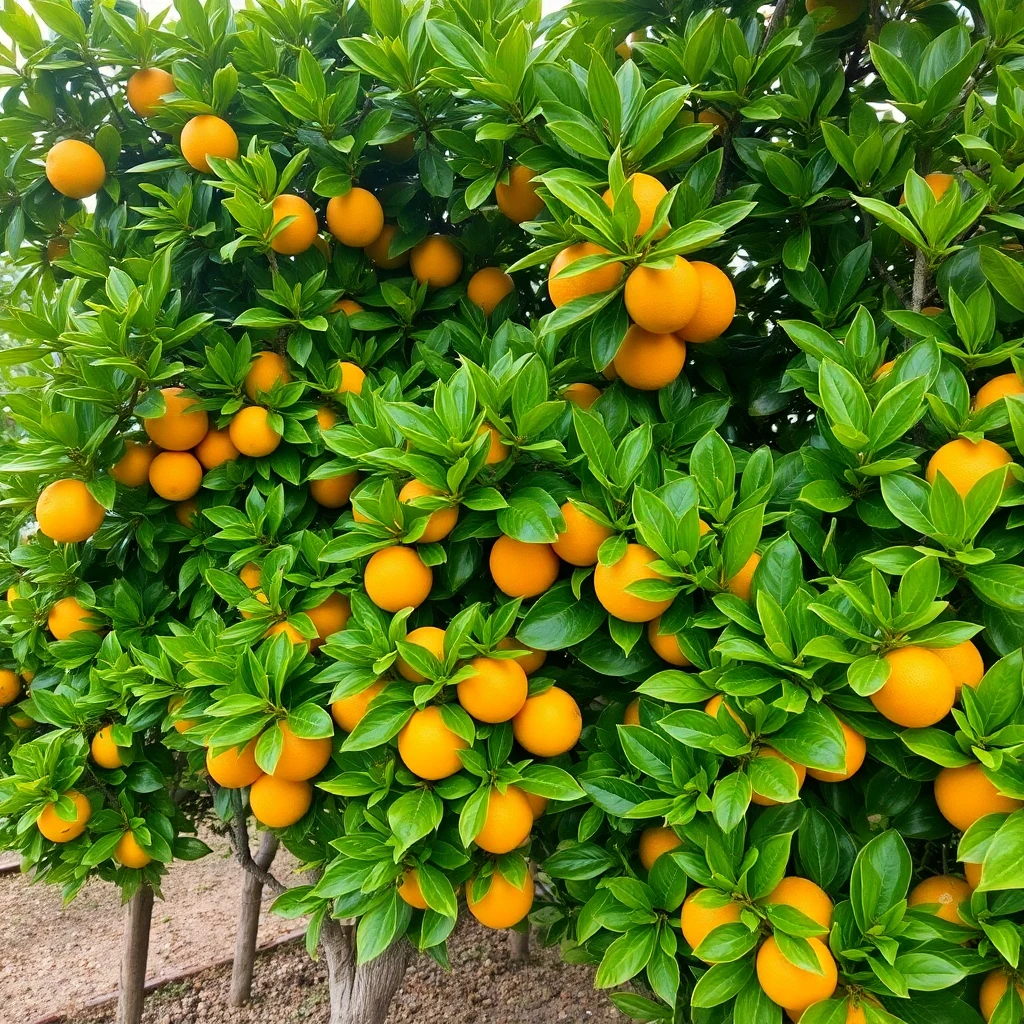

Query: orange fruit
[45,139,106,199]
[874,360,896,380]
[249,775,312,828]
[331,680,386,733]
[331,299,363,317]
[623,698,640,725]
[306,592,351,646]
[126,67,175,117]
[474,786,534,853]
[933,640,985,695]
[381,134,415,163]
[934,762,1024,832]
[399,479,458,543]
[149,451,203,501]
[563,382,601,409]
[489,536,560,598]
[112,440,158,487]
[264,620,307,645]
[398,868,429,910]
[337,361,366,395]
[175,500,198,529]
[705,695,748,733]
[698,109,728,134]
[624,257,700,334]
[908,875,973,925]
[207,739,262,788]
[180,114,239,172]
[676,262,736,344]
[552,502,613,566]
[602,173,669,238]
[90,725,123,769]
[750,747,807,806]
[114,831,152,869]
[269,195,317,254]
[756,935,837,1015]
[272,721,333,781]
[871,647,955,728]
[727,552,760,601]
[363,224,408,268]
[36,479,105,543]
[964,861,983,889]
[594,543,672,622]
[311,471,360,509]
[36,791,91,842]
[467,267,514,315]
[194,428,239,470]
[547,242,624,308]
[144,387,209,450]
[805,0,866,32]
[244,351,292,400]
[364,546,433,612]
[48,596,99,640]
[478,423,510,464]
[496,637,546,675]
[0,669,21,706]
[526,792,548,818]
[397,706,468,779]
[926,438,1012,496]
[975,373,1024,409]
[639,826,681,870]
[613,325,687,390]
[900,171,955,205]
[980,971,1024,1021]
[512,686,582,757]
[410,234,463,288]
[457,656,529,723]
[648,617,692,666]
[760,877,833,929]
[229,407,281,458]
[316,406,339,431]
[167,695,196,734]
[239,562,262,589]
[496,164,543,223]
[807,720,866,782]
[680,889,743,956]
[326,188,384,247]
[397,626,447,682]
[467,868,534,929]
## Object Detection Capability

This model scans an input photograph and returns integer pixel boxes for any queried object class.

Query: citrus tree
[2,1,1024,1024]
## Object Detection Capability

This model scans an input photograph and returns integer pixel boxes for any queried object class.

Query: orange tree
[1,1,1024,1024]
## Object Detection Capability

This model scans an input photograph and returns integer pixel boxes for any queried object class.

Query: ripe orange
[37,791,91,842]
[613,325,687,390]
[114,831,152,869]
[525,792,548,818]
[964,861,982,889]
[272,721,333,781]
[908,875,973,925]
[306,592,351,646]
[364,546,433,612]
[229,407,281,458]
[194,428,240,470]
[874,360,896,380]
[547,242,624,308]
[478,423,510,464]
[316,406,339,431]
[45,139,106,199]
[648,617,692,666]
[337,361,366,395]
[249,775,312,828]
[871,647,955,728]
[326,188,384,247]
[552,502,613,566]
[364,224,408,268]
[245,351,292,400]
[926,438,1012,496]
[206,739,262,788]
[756,935,838,1015]
[698,109,728,134]
[975,373,1024,409]
[512,686,582,757]
[624,257,700,334]
[269,195,317,254]
[495,163,544,223]
[180,114,239,172]
[410,234,463,288]
[399,479,458,542]
[760,877,833,929]
[805,0,866,32]
[489,535,560,598]
[264,620,306,645]
[331,299,363,317]
[639,826,681,870]
[331,680,386,732]
[144,387,209,450]
[496,637,546,675]
[680,889,743,956]
[112,440,158,487]
[727,552,760,601]
[467,267,514,315]
[623,698,640,725]
[563,382,601,409]
[91,725,123,769]
[397,706,468,779]
[467,868,534,929]
[126,67,175,117]
[750,747,806,806]
[980,971,1024,1021]
[900,171,955,205]
[311,471,360,508]
[36,478,105,543]
[807,720,866,782]
[594,543,672,622]
[175,500,198,529]
[933,640,985,695]
[475,786,534,853]
[705,695,748,733]
[398,868,429,909]
[239,562,262,590]
[167,696,196,734]
[457,656,529,723]
[934,762,1024,832]
[149,451,203,500]
[0,669,21,706]
[48,596,99,640]
[602,173,669,238]
[397,625,447,682]
[676,262,736,343]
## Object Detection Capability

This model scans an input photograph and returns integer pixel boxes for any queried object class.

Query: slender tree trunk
[230,830,280,1006]
[116,884,154,1024]
[321,918,411,1024]
[509,927,530,961]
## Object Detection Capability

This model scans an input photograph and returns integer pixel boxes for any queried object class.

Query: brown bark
[116,884,154,1024]
[509,927,531,961]
[321,918,411,1024]
[230,830,280,1006]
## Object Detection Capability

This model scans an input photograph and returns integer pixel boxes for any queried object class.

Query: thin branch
[760,0,792,52]
[872,257,909,306]
[911,249,930,312]
[228,789,287,895]
[86,57,129,133]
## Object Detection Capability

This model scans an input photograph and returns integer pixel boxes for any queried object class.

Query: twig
[872,258,909,306]
[911,249,930,312]
[86,57,129,133]
[228,789,287,895]
[761,0,792,51]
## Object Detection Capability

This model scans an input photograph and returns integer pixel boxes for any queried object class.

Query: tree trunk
[321,917,411,1024]
[509,927,530,962]
[116,884,154,1024]
[229,830,280,1006]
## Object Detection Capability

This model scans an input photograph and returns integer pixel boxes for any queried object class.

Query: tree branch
[228,789,287,895]
[761,0,792,52]
[872,258,909,307]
